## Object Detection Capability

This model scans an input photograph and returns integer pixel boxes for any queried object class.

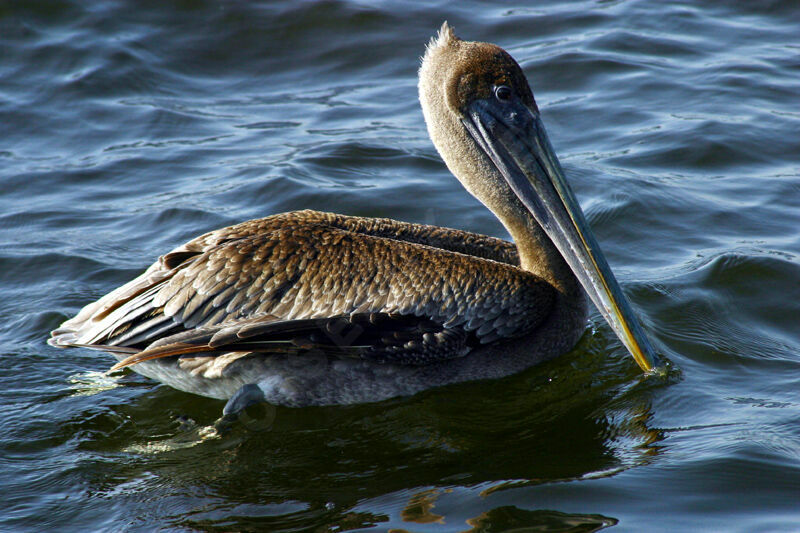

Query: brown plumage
[49,23,658,408]
[53,210,554,368]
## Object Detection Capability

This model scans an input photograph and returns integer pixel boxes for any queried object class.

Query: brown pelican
[49,23,660,414]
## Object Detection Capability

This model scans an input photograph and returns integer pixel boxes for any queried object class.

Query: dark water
[2,1,799,531]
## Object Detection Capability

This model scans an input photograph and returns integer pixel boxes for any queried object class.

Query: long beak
[463,98,660,372]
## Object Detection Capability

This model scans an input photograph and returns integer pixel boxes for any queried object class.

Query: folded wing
[50,210,554,369]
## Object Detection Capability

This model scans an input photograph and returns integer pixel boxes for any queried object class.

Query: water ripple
[1,0,799,530]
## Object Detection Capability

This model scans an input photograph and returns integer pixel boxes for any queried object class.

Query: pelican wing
[50,210,552,368]
[103,312,477,371]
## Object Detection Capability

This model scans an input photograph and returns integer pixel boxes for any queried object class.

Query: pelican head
[419,23,660,372]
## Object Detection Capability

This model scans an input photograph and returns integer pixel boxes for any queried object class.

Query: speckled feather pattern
[51,210,556,370]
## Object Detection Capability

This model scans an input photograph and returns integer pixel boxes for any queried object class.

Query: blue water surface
[1,1,799,531]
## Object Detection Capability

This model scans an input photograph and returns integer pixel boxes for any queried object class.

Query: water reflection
[69,334,665,530]
[394,492,618,532]
[463,506,617,532]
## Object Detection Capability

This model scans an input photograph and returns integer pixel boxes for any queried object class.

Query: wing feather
[50,210,549,369]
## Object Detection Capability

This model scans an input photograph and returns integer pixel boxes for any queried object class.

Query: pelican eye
[494,85,512,102]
